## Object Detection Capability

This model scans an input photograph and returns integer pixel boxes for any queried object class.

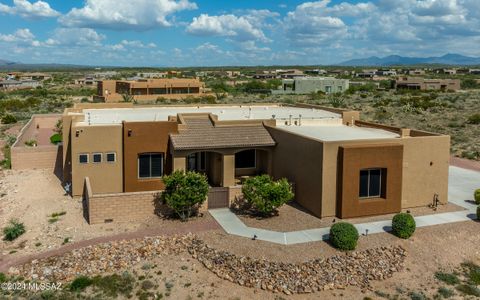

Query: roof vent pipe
[289,114,292,126]
[299,114,302,126]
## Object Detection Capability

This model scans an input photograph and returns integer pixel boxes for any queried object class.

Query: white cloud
[60,0,197,30]
[45,28,105,47]
[109,40,157,51]
[0,0,59,19]
[284,1,348,45]
[0,28,40,46]
[186,13,269,42]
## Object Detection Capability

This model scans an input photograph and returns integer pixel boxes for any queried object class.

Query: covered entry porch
[171,147,273,187]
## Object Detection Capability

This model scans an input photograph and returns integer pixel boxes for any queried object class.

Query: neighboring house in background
[305,69,328,75]
[395,77,461,91]
[56,103,449,223]
[0,79,41,90]
[7,72,52,81]
[375,69,397,76]
[137,72,168,79]
[94,78,209,102]
[407,69,426,76]
[74,76,96,86]
[434,68,457,75]
[272,77,349,94]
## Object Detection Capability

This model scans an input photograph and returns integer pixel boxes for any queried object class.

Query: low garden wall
[11,114,62,170]
[83,177,241,224]
[11,145,62,170]
[84,177,162,224]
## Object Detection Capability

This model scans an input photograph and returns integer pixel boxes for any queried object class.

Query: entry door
[187,152,206,172]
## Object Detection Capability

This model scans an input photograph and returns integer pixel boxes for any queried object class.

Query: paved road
[209,166,480,245]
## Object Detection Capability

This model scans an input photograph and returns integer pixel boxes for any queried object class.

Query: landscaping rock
[11,234,406,295]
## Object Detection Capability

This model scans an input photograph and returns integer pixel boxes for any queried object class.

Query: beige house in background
[60,103,450,223]
[95,78,210,102]
[395,77,461,91]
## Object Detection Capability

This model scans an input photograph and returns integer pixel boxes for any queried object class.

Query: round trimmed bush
[477,206,480,220]
[474,189,480,205]
[392,213,416,239]
[329,222,359,250]
[50,133,62,145]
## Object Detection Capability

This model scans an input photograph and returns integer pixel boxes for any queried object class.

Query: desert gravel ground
[0,169,215,259]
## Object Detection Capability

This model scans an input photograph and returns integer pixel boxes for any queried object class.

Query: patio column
[222,154,235,187]
[172,156,186,172]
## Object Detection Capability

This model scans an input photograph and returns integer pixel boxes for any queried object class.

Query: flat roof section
[80,105,341,125]
[278,124,400,142]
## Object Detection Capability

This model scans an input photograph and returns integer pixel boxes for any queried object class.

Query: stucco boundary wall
[84,177,229,225]
[11,114,62,170]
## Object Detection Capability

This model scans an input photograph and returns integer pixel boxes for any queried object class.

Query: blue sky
[0,0,479,67]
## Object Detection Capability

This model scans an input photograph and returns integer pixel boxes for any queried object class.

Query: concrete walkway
[209,166,479,245]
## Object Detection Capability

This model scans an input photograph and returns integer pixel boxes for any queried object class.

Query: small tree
[242,175,294,217]
[55,119,63,134]
[162,171,209,221]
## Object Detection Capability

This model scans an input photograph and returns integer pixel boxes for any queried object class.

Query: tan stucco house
[59,103,450,223]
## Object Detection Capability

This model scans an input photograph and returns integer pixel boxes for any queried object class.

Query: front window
[359,168,383,198]
[138,153,163,178]
[79,154,88,164]
[106,152,116,163]
[92,153,102,163]
[235,150,256,169]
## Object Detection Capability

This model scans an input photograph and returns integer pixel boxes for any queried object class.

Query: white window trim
[92,153,102,164]
[79,153,89,164]
[235,149,256,169]
[106,152,116,163]
[138,153,164,179]
[359,168,382,199]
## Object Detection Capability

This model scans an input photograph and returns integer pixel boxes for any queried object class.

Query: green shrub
[24,139,37,147]
[435,272,460,285]
[329,222,359,251]
[455,284,480,297]
[437,287,454,298]
[50,133,62,144]
[468,114,480,125]
[3,219,26,241]
[0,272,6,283]
[91,272,135,297]
[242,174,294,217]
[70,276,93,292]
[392,213,416,239]
[1,114,17,124]
[477,206,480,220]
[162,171,209,221]
[462,261,480,285]
[474,189,480,205]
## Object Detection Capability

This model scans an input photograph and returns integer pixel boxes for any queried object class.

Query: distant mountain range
[0,59,102,71]
[338,54,480,67]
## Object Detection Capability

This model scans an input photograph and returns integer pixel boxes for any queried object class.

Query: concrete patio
[209,166,479,245]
